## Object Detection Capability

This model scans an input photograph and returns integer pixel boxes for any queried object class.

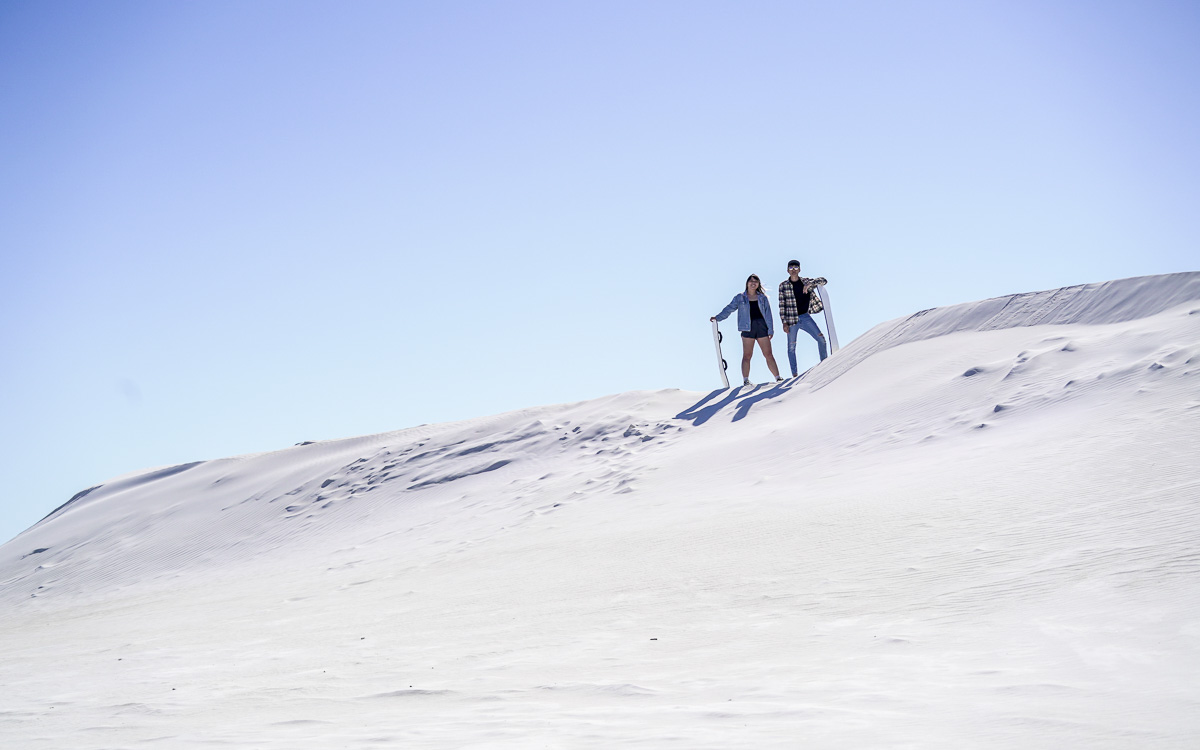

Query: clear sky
[2,0,1197,544]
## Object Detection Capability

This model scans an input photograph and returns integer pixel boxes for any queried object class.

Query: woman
[710,274,784,386]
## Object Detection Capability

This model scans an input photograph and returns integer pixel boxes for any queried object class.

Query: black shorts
[741,318,770,339]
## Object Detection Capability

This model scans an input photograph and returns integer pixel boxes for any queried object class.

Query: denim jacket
[714,293,774,337]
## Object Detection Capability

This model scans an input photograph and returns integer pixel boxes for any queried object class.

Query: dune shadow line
[676,382,793,426]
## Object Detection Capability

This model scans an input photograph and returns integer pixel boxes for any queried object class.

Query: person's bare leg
[741,336,756,380]
[757,337,781,379]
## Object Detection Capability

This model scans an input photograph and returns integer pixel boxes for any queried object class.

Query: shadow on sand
[675,380,796,426]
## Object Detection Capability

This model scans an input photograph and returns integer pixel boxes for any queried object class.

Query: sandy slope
[1,273,1198,749]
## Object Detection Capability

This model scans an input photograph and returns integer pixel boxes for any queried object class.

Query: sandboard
[711,320,730,388]
[816,285,840,353]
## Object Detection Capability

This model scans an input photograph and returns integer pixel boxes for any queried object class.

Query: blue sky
[2,0,1197,544]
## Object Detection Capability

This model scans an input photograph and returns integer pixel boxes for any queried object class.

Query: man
[777,260,828,377]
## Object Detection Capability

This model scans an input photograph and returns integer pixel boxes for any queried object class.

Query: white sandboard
[817,285,840,353]
[711,320,730,389]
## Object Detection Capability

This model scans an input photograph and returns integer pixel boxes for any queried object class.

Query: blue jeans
[786,314,827,375]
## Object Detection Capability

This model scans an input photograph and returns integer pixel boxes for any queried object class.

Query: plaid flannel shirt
[777,277,827,326]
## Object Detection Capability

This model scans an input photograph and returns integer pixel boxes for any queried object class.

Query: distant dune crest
[805,271,1200,390]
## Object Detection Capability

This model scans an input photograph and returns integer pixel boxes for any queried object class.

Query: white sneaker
[743,378,752,387]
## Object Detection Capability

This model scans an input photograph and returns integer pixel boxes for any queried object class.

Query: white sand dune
[2,272,1198,749]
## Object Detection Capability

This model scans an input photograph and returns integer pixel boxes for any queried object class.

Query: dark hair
[745,274,763,295]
